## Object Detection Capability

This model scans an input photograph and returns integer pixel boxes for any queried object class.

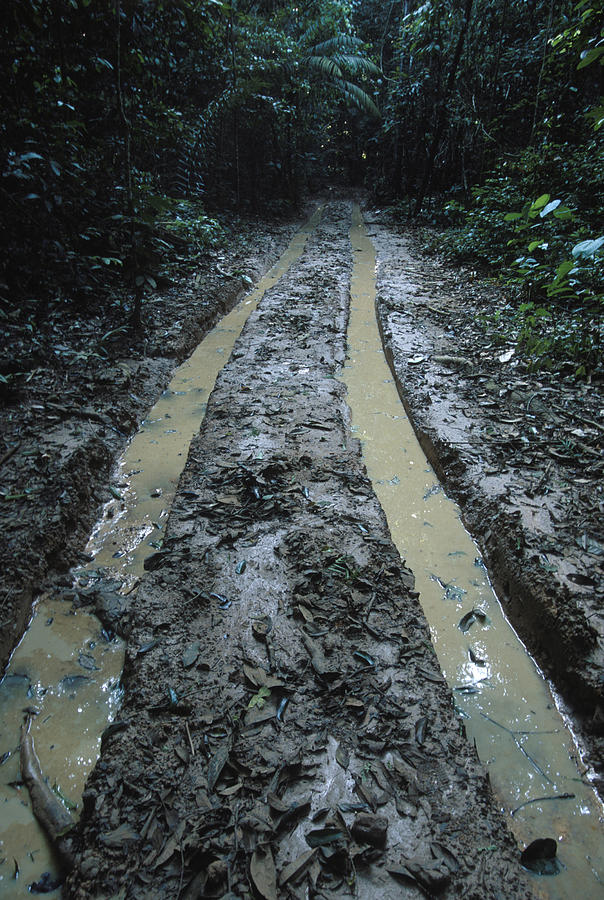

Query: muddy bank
[370,216,604,792]
[0,215,297,672]
[64,203,531,898]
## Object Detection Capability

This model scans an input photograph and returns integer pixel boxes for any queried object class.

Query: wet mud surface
[61,204,532,898]
[2,198,602,896]
[0,215,297,672]
[370,217,604,795]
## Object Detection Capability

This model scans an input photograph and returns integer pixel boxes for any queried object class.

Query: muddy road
[61,202,531,898]
[0,199,602,897]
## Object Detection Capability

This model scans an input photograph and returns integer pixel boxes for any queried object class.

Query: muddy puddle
[340,205,603,899]
[0,208,322,896]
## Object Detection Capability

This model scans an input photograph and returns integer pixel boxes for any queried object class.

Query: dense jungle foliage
[1,0,602,373]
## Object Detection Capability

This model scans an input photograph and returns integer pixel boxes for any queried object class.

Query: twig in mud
[0,442,20,469]
[551,403,604,435]
[185,720,195,757]
[479,711,553,784]
[371,678,407,715]
[511,792,575,817]
[364,566,385,622]
[123,577,140,596]
[0,587,14,615]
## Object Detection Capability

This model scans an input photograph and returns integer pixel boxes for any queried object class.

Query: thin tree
[413,0,474,216]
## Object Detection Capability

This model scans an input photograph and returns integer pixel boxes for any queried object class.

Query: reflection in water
[341,204,603,900]
[0,208,322,896]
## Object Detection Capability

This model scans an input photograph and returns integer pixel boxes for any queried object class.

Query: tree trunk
[413,0,474,216]
[116,0,141,330]
[529,0,554,146]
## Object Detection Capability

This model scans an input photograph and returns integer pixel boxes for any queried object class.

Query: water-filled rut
[341,205,603,899]
[0,202,601,898]
[0,209,322,895]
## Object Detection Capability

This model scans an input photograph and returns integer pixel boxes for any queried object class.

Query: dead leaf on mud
[335,743,350,769]
[207,744,229,792]
[181,642,200,668]
[250,846,278,900]
[351,813,388,848]
[415,716,428,745]
[566,572,597,587]
[279,848,318,885]
[99,823,141,849]
[305,826,347,847]
[252,615,273,640]
[388,857,451,894]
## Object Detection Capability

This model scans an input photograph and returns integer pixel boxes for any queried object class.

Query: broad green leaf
[504,212,522,221]
[552,259,576,283]
[529,194,550,214]
[553,207,574,220]
[577,46,604,70]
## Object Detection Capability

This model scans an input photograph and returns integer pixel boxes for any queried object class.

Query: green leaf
[552,259,576,284]
[553,206,574,221]
[504,212,522,221]
[529,194,550,215]
[248,686,270,709]
[577,46,604,69]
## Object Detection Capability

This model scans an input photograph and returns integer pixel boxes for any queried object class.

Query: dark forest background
[1,0,602,373]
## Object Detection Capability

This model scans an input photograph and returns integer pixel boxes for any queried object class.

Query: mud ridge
[64,203,531,898]
[370,217,604,794]
[0,218,297,672]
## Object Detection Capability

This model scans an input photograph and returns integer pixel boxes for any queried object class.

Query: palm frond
[336,78,380,118]
[310,35,363,55]
[331,53,381,76]
[306,55,344,79]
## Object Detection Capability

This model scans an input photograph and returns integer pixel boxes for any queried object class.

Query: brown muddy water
[341,205,603,900]
[0,209,322,896]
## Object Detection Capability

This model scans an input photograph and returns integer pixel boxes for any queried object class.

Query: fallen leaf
[207,744,229,792]
[279,849,317,885]
[250,846,277,900]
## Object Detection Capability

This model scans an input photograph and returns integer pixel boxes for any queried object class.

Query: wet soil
[369,215,604,794]
[1,198,601,896]
[0,214,298,672]
[63,203,532,898]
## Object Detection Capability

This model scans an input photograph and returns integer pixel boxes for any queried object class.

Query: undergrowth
[439,142,604,377]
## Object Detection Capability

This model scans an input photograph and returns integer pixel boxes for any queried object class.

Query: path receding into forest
[1,200,602,898]
[59,202,531,898]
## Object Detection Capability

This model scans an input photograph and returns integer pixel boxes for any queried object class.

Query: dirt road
[61,203,532,898]
[3,198,603,896]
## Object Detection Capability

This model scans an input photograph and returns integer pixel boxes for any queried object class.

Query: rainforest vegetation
[1,0,602,373]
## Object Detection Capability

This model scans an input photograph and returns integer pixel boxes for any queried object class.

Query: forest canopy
[1,0,602,372]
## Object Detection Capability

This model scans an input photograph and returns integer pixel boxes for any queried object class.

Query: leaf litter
[62,204,532,899]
